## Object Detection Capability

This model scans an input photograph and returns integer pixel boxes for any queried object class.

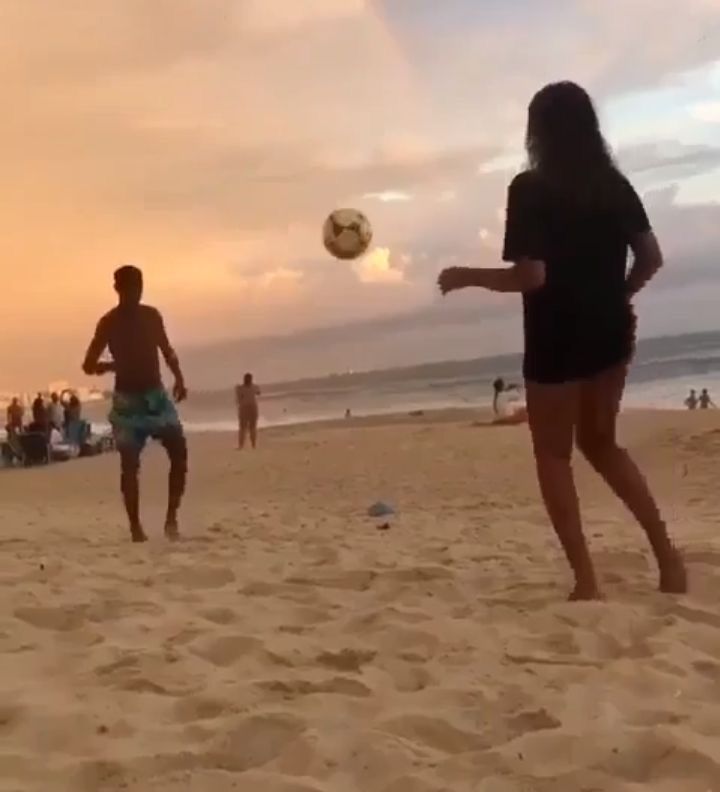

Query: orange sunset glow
[1,0,719,389]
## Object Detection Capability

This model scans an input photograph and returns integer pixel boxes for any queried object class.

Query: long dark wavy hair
[526,82,617,200]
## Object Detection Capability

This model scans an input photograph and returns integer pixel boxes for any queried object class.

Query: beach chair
[18,431,50,466]
[1,437,22,466]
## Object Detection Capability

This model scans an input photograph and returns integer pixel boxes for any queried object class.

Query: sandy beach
[1,408,720,791]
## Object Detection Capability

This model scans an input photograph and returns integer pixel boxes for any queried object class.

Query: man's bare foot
[164,522,180,542]
[130,525,148,543]
[568,581,603,601]
[659,550,687,594]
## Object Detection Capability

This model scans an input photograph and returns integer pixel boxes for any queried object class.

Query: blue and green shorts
[109,388,183,451]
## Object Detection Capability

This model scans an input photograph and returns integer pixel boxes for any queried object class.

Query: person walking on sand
[684,389,698,410]
[699,388,715,410]
[438,81,686,600]
[82,265,188,543]
[235,372,260,449]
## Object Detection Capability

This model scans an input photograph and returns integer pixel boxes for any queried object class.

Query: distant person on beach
[67,394,81,423]
[699,388,715,409]
[492,377,505,415]
[48,392,64,431]
[684,389,698,410]
[235,372,260,449]
[6,397,23,435]
[82,265,188,543]
[439,81,686,600]
[492,377,527,424]
[31,393,46,428]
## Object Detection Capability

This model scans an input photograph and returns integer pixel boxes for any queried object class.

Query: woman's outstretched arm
[438,258,545,295]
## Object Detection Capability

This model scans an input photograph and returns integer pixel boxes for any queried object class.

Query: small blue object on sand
[368,501,395,518]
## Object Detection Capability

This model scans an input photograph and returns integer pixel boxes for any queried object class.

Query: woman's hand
[437,267,470,295]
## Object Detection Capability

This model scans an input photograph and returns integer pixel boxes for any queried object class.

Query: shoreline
[184,403,691,436]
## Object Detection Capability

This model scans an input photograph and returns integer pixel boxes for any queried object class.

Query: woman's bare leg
[250,419,257,449]
[526,380,601,600]
[576,364,687,593]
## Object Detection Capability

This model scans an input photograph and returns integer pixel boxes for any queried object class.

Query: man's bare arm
[156,312,187,401]
[82,319,114,375]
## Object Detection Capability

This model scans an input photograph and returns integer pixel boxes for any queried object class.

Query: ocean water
[83,330,720,433]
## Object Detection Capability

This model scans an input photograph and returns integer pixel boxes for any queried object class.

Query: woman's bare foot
[164,521,180,542]
[130,525,148,543]
[568,580,604,601]
[659,550,687,594]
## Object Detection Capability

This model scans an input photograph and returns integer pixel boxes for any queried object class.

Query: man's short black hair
[114,265,143,290]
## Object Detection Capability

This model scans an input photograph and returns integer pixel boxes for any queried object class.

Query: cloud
[353,247,407,283]
[363,191,413,203]
[690,101,720,122]
[238,0,367,32]
[0,0,718,388]
[617,141,720,182]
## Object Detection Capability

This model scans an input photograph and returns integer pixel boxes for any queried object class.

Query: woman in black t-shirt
[438,82,686,600]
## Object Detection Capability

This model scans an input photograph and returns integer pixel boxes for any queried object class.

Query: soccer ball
[322,208,373,260]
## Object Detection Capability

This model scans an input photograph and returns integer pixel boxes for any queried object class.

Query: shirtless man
[82,266,188,542]
[699,388,715,410]
[235,372,260,449]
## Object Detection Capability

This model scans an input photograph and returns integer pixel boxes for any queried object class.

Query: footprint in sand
[692,659,720,680]
[381,714,486,754]
[0,704,24,735]
[94,650,199,696]
[173,695,233,723]
[506,708,561,737]
[166,565,235,589]
[382,660,435,692]
[671,604,720,630]
[287,569,376,592]
[381,778,448,792]
[256,676,372,699]
[376,627,440,664]
[72,759,127,792]
[316,648,376,673]
[380,566,455,584]
[14,605,86,632]
[198,607,237,625]
[192,634,264,667]
[209,713,307,772]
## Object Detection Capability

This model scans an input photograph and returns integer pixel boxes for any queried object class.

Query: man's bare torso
[99,305,164,393]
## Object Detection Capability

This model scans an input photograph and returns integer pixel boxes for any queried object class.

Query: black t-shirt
[501,169,650,383]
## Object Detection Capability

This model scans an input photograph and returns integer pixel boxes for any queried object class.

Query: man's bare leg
[120,447,147,542]
[162,429,187,541]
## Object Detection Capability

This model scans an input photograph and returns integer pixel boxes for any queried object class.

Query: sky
[2,0,720,389]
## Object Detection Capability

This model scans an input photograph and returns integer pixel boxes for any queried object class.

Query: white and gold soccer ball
[322,208,373,260]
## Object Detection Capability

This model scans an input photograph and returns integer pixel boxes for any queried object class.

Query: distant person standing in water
[235,373,260,449]
[684,389,698,410]
[492,377,526,424]
[439,81,686,600]
[82,265,188,543]
[699,388,715,409]
[492,378,505,415]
